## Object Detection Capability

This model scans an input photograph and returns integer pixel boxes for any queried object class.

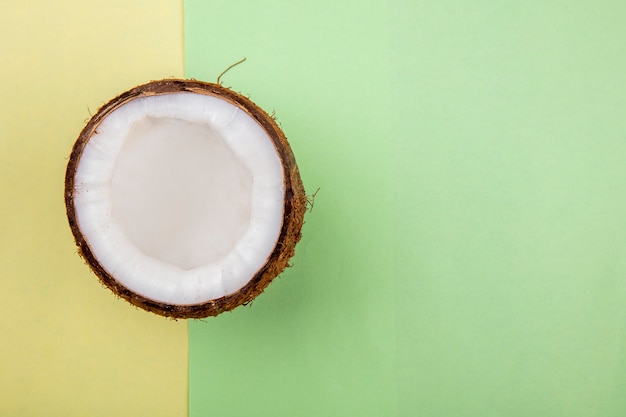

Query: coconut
[65,80,306,319]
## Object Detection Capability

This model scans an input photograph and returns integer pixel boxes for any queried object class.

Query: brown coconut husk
[65,79,306,319]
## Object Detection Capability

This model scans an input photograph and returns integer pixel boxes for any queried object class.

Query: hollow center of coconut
[73,93,285,305]
[111,117,252,270]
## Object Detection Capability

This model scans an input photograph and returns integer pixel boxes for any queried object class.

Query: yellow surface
[0,2,186,416]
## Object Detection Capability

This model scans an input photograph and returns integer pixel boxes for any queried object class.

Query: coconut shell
[65,79,306,319]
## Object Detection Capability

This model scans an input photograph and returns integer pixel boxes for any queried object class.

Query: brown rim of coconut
[65,79,306,319]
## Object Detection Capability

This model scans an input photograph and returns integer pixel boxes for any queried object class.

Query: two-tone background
[2,1,626,415]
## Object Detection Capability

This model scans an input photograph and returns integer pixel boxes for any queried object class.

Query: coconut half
[65,80,306,318]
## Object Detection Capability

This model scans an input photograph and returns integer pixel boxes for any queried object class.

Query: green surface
[185,1,626,415]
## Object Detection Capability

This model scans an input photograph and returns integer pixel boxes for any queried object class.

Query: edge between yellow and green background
[2,1,626,416]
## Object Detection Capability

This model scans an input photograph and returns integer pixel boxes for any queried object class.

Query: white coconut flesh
[72,93,285,305]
